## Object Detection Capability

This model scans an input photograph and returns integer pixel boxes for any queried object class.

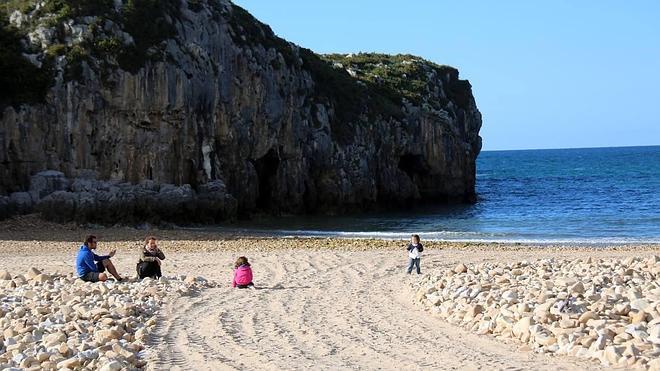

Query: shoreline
[0,215,659,253]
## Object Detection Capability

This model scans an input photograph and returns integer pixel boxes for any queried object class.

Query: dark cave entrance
[253,148,280,210]
[398,154,429,180]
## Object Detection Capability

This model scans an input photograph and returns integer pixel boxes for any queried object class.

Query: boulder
[578,311,597,324]
[0,270,11,280]
[9,192,34,214]
[454,263,468,274]
[26,267,41,280]
[29,170,69,200]
[56,356,80,369]
[513,317,534,341]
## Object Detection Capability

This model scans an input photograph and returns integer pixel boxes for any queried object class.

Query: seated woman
[136,236,165,279]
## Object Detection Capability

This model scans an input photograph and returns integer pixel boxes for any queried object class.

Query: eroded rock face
[0,1,482,223]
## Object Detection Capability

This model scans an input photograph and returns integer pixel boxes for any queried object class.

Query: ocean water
[215,146,660,244]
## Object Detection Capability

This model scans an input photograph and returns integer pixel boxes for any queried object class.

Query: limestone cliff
[0,0,482,223]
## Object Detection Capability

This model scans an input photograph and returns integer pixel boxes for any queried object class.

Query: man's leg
[406,258,414,274]
[415,258,421,274]
[82,271,107,282]
[101,259,122,281]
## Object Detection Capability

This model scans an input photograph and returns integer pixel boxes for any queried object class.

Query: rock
[589,335,607,351]
[464,304,484,320]
[32,273,51,284]
[603,345,623,365]
[9,192,34,214]
[0,270,11,280]
[58,342,70,356]
[99,360,123,371]
[43,332,66,347]
[630,299,651,312]
[56,356,80,369]
[501,290,518,303]
[559,319,577,329]
[569,282,585,295]
[554,277,577,287]
[578,311,597,324]
[513,317,534,340]
[614,303,631,316]
[649,323,660,342]
[535,332,557,346]
[95,329,121,344]
[649,358,660,371]
[629,310,646,324]
[454,264,467,274]
[29,170,69,200]
[622,343,640,357]
[26,267,41,280]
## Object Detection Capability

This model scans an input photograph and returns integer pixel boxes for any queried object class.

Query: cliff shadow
[251,148,280,212]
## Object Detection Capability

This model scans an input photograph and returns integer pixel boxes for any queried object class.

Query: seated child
[136,236,165,279]
[232,256,254,289]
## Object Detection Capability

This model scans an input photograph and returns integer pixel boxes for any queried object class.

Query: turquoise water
[216,146,660,243]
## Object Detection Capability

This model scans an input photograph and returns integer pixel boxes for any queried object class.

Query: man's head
[84,235,98,249]
[411,234,420,244]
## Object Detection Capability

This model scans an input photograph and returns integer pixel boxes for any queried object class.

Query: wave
[202,226,660,245]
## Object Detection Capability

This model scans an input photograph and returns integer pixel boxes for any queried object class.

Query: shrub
[0,14,53,108]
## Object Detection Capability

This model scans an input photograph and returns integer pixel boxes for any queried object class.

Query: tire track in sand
[148,250,604,370]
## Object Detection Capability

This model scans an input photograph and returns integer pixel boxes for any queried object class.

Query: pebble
[416,256,660,369]
[0,271,215,369]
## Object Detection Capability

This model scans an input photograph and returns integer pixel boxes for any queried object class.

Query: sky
[233,0,660,151]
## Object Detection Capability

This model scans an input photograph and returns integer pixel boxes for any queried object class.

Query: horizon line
[481,144,659,152]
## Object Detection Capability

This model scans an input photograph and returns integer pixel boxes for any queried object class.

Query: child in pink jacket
[232,256,255,289]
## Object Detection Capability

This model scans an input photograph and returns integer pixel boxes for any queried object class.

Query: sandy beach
[0,217,658,370]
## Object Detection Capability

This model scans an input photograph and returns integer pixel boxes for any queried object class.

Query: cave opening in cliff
[398,154,429,180]
[253,149,280,211]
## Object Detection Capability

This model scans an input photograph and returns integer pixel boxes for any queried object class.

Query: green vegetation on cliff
[322,53,456,106]
[2,1,466,122]
[225,4,462,129]
[0,14,53,108]
[0,0,179,101]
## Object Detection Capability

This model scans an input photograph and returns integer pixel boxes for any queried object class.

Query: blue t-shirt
[75,245,109,277]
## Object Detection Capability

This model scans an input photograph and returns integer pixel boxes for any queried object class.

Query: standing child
[406,234,423,274]
[232,256,255,289]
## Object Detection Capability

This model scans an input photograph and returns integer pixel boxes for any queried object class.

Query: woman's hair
[235,256,250,268]
[411,234,420,242]
[144,236,157,246]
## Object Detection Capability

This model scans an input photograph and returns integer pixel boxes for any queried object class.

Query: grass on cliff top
[227,3,462,128]
[322,53,458,105]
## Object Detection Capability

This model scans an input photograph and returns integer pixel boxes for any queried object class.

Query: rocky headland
[0,0,482,224]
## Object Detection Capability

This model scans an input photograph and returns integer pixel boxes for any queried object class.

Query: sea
[213,146,660,244]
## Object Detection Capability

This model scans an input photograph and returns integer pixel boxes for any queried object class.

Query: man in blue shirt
[76,235,123,282]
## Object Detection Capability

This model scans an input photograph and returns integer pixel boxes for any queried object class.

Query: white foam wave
[207,227,660,245]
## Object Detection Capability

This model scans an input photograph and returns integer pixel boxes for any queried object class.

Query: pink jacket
[232,264,253,287]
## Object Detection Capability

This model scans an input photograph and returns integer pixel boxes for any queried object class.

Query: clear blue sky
[233,0,660,151]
